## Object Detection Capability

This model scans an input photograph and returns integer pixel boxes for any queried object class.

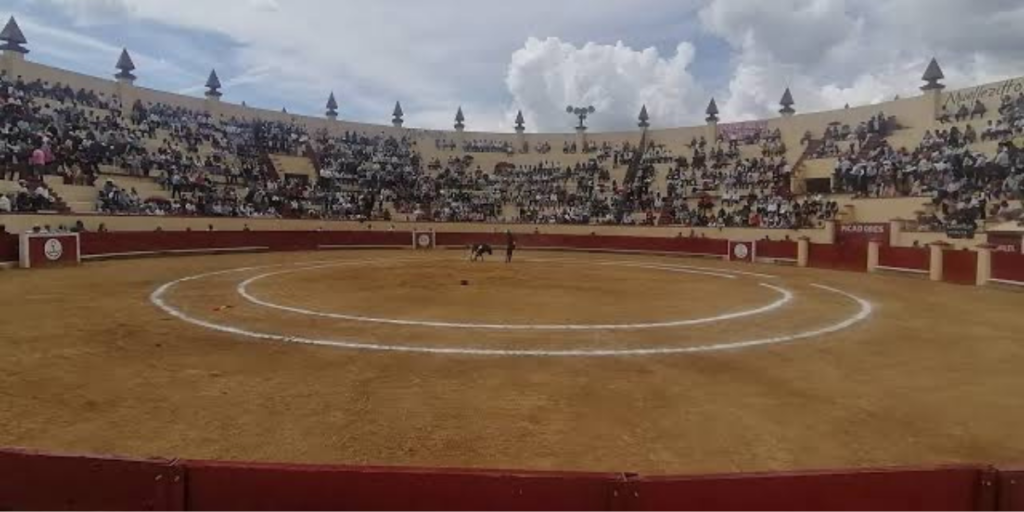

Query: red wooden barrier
[79,231,413,258]
[436,232,729,257]
[625,466,997,511]
[1,448,1020,511]
[0,448,184,511]
[943,250,979,286]
[435,232,507,248]
[809,243,841,270]
[997,467,1024,511]
[0,233,17,263]
[992,252,1024,285]
[878,246,930,272]
[184,460,623,511]
[809,243,866,272]
[756,240,799,261]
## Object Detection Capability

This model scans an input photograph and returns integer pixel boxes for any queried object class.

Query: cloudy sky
[4,0,1024,132]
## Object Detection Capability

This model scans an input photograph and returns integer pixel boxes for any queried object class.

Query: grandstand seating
[1,29,1023,247]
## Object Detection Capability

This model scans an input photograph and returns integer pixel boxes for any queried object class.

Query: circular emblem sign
[733,243,750,260]
[44,238,64,261]
[417,234,432,248]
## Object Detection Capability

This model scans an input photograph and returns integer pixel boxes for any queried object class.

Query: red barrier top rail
[0,448,1014,511]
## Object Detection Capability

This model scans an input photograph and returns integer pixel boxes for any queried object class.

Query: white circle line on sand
[601,261,780,279]
[150,262,874,357]
[234,261,791,330]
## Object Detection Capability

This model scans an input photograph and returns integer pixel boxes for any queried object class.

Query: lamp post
[566,105,596,131]
[566,105,595,153]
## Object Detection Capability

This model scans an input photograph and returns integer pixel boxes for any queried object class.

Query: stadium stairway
[43,176,98,213]
[269,154,318,181]
[1,178,70,214]
[96,167,173,202]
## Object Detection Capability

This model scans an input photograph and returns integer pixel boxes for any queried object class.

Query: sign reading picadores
[837,223,890,244]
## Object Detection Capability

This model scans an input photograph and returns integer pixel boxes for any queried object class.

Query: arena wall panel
[0,448,184,511]
[755,240,799,261]
[997,467,1024,511]
[624,466,997,511]
[809,243,867,272]
[78,231,413,258]
[0,233,17,263]
[16,60,119,99]
[943,250,979,286]
[878,246,930,273]
[183,460,623,511]
[0,213,835,243]
[991,252,1024,285]
[436,232,730,257]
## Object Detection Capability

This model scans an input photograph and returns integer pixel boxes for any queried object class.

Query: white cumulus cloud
[506,37,706,133]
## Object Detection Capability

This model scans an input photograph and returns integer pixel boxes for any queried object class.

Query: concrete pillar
[706,120,718,144]
[114,80,136,119]
[867,241,880,273]
[889,219,903,247]
[455,126,466,149]
[797,237,810,268]
[823,220,837,244]
[515,129,526,154]
[929,243,946,282]
[922,88,942,122]
[0,51,25,80]
[575,126,587,153]
[976,245,993,287]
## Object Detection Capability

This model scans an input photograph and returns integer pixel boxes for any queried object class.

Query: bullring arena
[3,12,1024,510]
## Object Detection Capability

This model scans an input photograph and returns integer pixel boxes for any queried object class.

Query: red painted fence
[878,246,930,273]
[0,233,17,263]
[435,232,730,257]
[809,243,868,272]
[0,449,184,511]
[1,449,1019,511]
[997,467,1024,511]
[627,466,997,511]
[79,231,413,258]
[755,240,799,261]
[943,250,979,286]
[185,460,623,511]
[992,252,1024,285]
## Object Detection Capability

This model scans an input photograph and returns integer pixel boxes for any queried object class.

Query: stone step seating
[42,176,98,213]
[801,157,836,180]
[269,154,318,180]
[0,178,70,213]
[96,168,172,201]
[0,178,20,194]
[651,163,672,192]
[831,194,934,224]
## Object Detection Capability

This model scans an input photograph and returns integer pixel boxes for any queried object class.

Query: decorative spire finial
[638,104,650,129]
[205,69,222,98]
[779,88,795,116]
[705,98,719,123]
[0,17,29,54]
[921,57,946,91]
[326,92,338,119]
[455,106,465,130]
[392,101,404,127]
[115,48,136,82]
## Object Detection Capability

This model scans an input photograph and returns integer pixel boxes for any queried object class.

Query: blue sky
[4,0,1024,132]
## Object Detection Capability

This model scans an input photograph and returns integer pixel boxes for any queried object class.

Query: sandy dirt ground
[2,249,1024,475]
